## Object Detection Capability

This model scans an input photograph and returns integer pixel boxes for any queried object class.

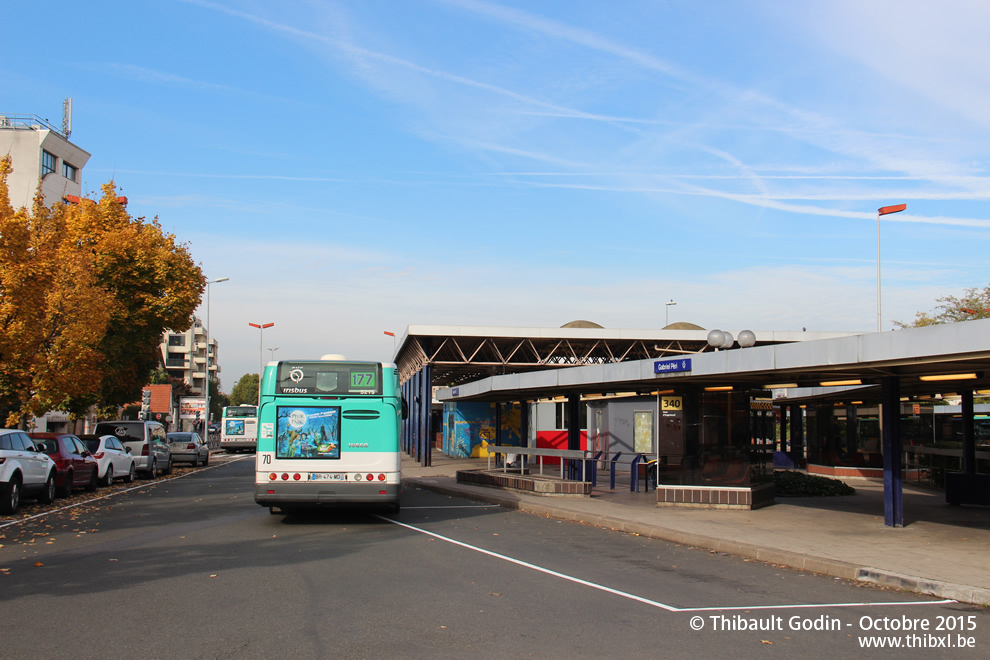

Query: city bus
[220,405,258,453]
[254,357,403,514]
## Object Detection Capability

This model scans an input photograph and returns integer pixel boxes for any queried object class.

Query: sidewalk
[402,454,990,606]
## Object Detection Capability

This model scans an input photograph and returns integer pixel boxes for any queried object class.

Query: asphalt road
[1,457,987,659]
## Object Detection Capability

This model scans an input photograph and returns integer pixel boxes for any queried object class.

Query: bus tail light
[354,474,363,481]
[366,474,373,481]
[293,473,301,481]
[377,474,385,481]
[281,473,289,480]
[379,490,387,495]
[269,473,277,480]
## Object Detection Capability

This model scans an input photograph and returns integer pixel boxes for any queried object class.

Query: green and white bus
[254,357,403,514]
[220,405,258,452]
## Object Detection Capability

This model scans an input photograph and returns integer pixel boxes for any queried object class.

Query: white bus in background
[220,405,258,453]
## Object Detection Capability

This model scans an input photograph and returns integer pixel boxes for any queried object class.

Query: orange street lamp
[877,204,906,332]
[249,322,274,401]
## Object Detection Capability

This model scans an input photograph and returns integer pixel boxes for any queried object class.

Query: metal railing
[0,113,65,136]
[486,446,596,483]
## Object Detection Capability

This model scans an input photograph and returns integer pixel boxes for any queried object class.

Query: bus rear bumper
[254,482,400,507]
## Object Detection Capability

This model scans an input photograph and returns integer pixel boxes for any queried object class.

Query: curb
[405,477,990,607]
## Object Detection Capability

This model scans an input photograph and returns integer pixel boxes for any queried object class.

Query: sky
[4,0,990,391]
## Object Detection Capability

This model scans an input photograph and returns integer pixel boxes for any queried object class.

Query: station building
[395,320,990,527]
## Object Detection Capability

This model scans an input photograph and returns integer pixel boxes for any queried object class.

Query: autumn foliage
[895,285,990,328]
[0,156,205,426]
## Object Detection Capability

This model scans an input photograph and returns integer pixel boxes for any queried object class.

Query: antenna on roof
[62,98,72,138]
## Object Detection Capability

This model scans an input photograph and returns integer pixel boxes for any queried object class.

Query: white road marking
[399,505,500,509]
[379,516,956,613]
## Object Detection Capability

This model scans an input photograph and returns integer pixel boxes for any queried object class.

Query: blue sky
[4,1,990,390]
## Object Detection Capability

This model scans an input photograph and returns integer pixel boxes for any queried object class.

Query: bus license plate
[310,473,346,481]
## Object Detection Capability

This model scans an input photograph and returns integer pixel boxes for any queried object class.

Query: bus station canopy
[432,319,990,403]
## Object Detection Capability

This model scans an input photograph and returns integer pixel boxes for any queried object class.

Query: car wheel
[146,460,157,479]
[38,473,56,504]
[163,458,173,476]
[58,471,73,497]
[125,463,135,483]
[204,452,210,466]
[85,467,98,492]
[0,477,21,515]
[192,454,200,468]
[101,465,113,487]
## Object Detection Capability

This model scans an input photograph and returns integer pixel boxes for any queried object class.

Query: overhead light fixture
[656,389,675,395]
[977,390,990,395]
[851,401,863,405]
[919,373,978,382]
[820,379,862,387]
[764,382,799,389]
[704,386,733,392]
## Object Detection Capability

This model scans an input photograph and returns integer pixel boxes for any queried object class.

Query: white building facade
[0,108,90,209]
[160,318,220,396]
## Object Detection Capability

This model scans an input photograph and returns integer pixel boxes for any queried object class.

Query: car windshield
[168,434,193,442]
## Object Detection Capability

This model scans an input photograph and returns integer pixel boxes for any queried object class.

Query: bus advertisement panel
[254,359,402,514]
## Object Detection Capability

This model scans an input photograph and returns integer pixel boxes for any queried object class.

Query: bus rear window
[275,406,341,459]
[276,362,382,396]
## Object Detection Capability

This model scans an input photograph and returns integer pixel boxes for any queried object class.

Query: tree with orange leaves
[0,156,205,426]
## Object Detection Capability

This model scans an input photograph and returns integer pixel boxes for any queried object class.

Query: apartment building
[160,318,221,395]
[0,101,90,208]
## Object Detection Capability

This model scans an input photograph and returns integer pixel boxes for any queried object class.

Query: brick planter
[656,482,775,510]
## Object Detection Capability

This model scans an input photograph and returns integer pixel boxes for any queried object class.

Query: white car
[78,434,136,486]
[0,428,58,514]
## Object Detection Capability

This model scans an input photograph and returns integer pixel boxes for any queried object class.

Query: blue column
[881,376,903,527]
[420,364,432,467]
[411,371,420,462]
[401,379,410,454]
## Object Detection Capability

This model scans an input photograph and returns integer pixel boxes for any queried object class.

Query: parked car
[78,434,136,486]
[0,429,58,514]
[92,421,171,478]
[167,432,210,467]
[29,433,100,497]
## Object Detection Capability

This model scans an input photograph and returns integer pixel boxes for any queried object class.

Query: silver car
[167,432,210,467]
[92,421,172,478]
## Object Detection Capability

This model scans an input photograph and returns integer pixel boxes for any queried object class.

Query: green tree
[209,378,229,423]
[896,284,990,328]
[229,373,260,406]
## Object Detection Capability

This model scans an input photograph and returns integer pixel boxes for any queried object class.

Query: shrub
[773,470,856,497]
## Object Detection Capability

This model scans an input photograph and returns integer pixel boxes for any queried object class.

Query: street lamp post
[204,277,229,437]
[384,330,396,355]
[268,346,280,362]
[249,322,274,403]
[877,204,906,332]
[665,300,677,326]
